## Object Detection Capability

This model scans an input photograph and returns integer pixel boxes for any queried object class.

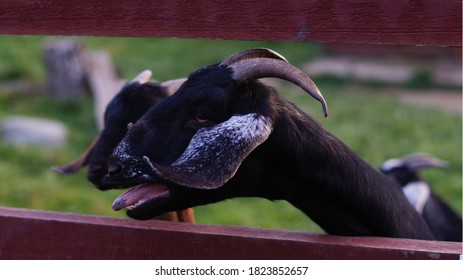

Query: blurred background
[0,35,461,232]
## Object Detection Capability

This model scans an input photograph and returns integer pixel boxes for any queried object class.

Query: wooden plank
[0,0,461,46]
[85,50,123,131]
[0,207,461,260]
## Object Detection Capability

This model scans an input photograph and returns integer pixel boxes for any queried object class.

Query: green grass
[0,35,461,233]
[0,35,317,80]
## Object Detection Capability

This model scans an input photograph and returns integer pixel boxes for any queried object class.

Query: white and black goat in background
[101,48,434,240]
[52,71,194,222]
[380,154,462,242]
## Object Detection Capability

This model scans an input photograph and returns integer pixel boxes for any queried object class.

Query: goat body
[102,49,434,240]
[381,154,462,241]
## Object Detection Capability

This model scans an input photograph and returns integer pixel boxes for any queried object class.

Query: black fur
[103,63,435,240]
[87,82,171,188]
[381,164,462,241]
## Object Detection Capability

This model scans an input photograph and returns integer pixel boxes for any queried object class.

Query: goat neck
[262,101,434,239]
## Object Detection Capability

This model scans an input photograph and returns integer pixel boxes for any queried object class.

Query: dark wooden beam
[0,207,461,260]
[0,0,461,46]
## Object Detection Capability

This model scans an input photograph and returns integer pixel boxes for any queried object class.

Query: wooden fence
[0,0,461,259]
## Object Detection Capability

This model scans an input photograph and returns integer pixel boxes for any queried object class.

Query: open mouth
[112,182,170,211]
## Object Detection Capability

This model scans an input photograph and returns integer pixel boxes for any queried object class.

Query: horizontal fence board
[0,0,461,46]
[0,207,461,260]
[0,0,461,261]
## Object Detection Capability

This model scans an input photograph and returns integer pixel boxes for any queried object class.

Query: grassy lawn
[0,35,461,233]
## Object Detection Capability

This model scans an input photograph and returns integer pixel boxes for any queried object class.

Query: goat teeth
[127,199,146,210]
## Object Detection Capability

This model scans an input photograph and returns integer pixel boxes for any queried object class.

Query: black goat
[53,70,194,222]
[102,49,434,240]
[380,153,462,242]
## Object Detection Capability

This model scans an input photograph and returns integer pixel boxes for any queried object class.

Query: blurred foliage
[406,70,434,89]
[0,35,461,233]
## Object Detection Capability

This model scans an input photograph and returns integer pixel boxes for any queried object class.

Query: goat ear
[160,78,187,96]
[144,113,273,189]
[51,136,99,174]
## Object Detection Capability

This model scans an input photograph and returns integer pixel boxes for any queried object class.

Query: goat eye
[195,117,210,124]
[192,112,212,125]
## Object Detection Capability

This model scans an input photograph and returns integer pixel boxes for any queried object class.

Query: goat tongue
[112,183,170,211]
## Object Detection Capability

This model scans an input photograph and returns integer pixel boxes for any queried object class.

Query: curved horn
[129,69,152,85]
[160,78,187,96]
[51,136,99,174]
[219,48,287,67]
[401,153,449,171]
[228,58,328,117]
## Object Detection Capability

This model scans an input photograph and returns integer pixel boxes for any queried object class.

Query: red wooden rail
[0,0,461,46]
[0,207,461,259]
[0,0,461,260]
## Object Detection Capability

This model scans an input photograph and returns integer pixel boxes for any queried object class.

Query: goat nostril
[108,163,122,176]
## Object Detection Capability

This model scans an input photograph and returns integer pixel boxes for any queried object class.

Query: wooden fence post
[43,39,87,99]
